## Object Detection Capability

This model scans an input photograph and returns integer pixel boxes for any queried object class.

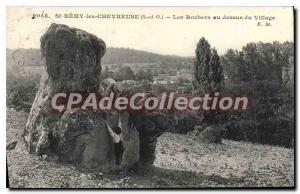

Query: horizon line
[6,39,294,58]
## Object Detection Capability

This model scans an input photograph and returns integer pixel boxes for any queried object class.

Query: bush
[198,125,223,144]
[7,65,41,112]
[189,125,206,138]
[172,112,203,134]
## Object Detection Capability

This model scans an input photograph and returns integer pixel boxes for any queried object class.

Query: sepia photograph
[6,6,295,189]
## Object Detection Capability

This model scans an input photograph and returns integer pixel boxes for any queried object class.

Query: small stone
[6,140,18,150]
[86,174,93,179]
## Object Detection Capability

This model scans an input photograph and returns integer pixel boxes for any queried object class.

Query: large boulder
[20,23,203,172]
[21,23,120,172]
[131,111,203,165]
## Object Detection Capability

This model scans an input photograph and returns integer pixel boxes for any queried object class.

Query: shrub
[6,65,41,112]
[190,125,205,137]
[198,125,223,144]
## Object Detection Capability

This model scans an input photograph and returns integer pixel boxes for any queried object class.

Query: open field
[6,108,294,188]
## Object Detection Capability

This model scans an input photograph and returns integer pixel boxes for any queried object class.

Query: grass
[6,108,294,188]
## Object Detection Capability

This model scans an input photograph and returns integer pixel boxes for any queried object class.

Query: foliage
[198,125,223,144]
[102,47,192,67]
[135,69,153,82]
[209,49,224,91]
[115,66,136,81]
[221,41,294,147]
[6,63,41,112]
[193,38,224,92]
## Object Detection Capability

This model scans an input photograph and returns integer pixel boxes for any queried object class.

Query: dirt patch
[6,109,294,188]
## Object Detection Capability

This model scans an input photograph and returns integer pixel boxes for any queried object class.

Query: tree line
[193,37,294,147]
[102,65,154,82]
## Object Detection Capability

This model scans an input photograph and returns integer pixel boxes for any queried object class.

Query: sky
[6,7,294,56]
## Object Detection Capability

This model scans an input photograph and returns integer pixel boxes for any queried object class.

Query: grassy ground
[6,108,294,188]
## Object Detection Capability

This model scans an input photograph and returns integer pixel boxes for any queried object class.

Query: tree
[117,66,135,81]
[102,66,110,79]
[222,41,295,147]
[222,49,246,83]
[209,48,224,91]
[193,37,211,92]
[145,69,153,82]
[193,38,224,93]
[135,69,153,82]
[136,70,146,81]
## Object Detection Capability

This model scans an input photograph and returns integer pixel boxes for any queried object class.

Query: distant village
[102,62,193,93]
[7,48,195,93]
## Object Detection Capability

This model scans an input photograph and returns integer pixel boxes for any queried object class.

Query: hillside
[6,48,192,68]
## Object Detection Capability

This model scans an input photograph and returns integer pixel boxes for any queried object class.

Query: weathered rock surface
[21,23,203,172]
[40,23,105,90]
[22,23,119,171]
[131,111,203,165]
[21,23,154,172]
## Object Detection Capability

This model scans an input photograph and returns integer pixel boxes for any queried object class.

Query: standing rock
[20,23,204,172]
[22,23,113,171]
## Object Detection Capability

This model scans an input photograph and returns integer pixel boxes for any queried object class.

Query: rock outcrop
[22,23,119,172]
[21,23,203,172]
